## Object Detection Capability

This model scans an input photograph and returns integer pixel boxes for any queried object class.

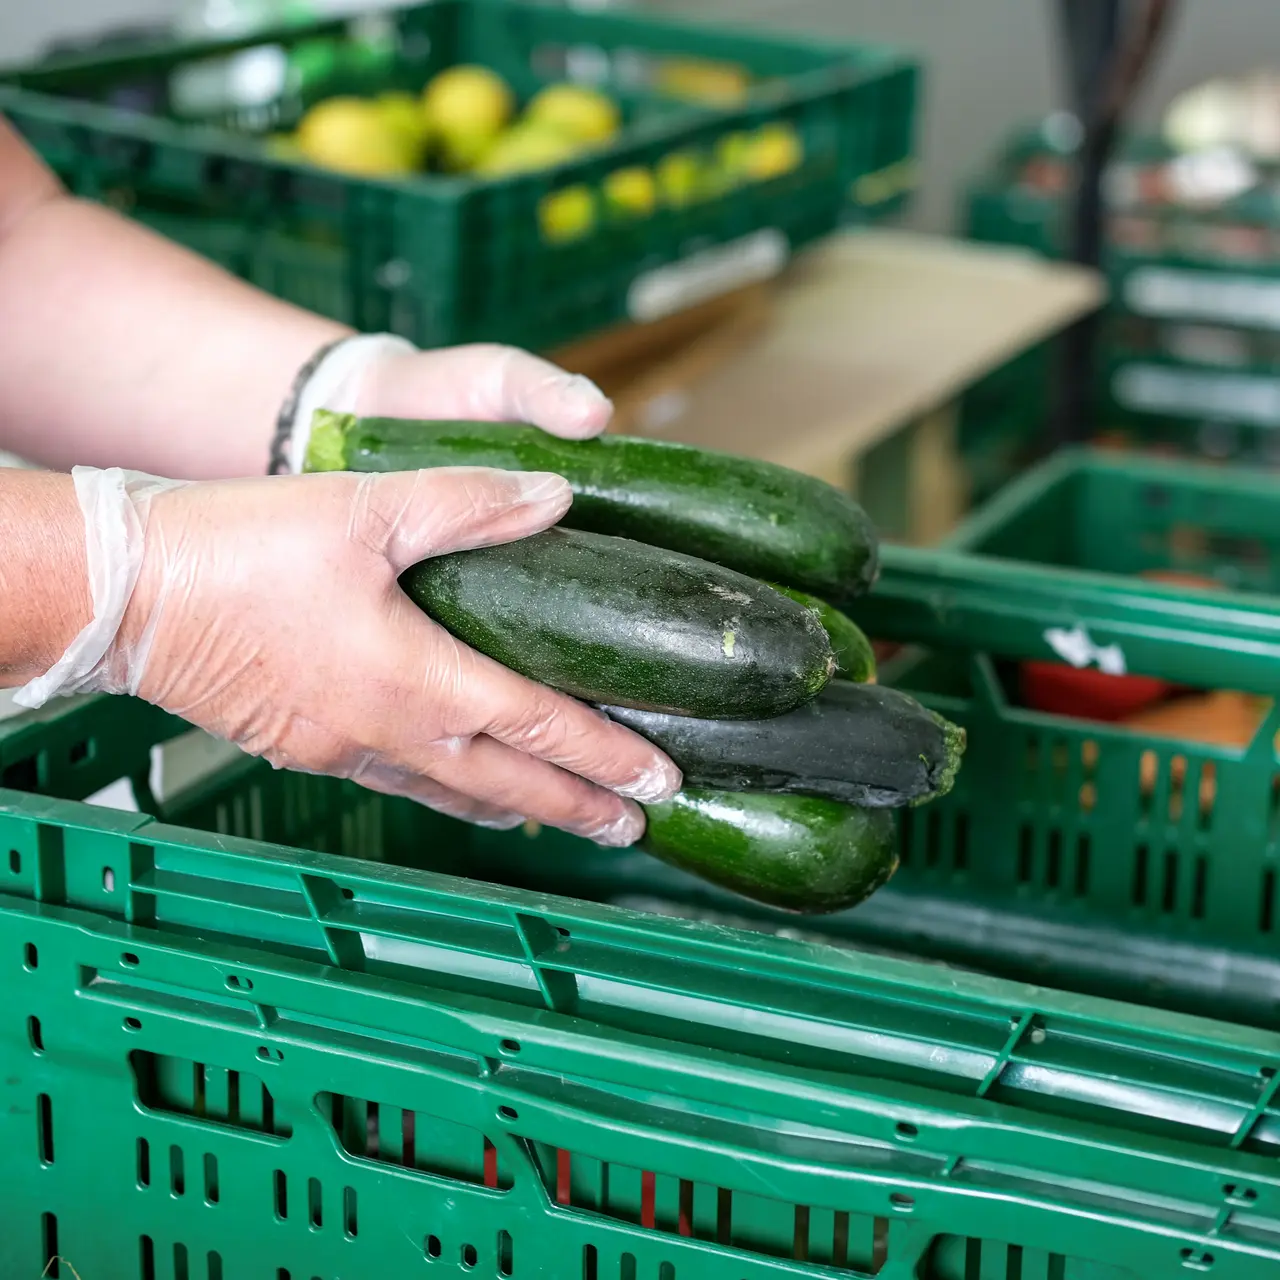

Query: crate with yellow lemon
[0,0,918,350]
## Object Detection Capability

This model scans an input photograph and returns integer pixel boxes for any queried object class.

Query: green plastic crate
[7,451,1280,1276]
[6,748,1280,1280]
[0,0,918,353]
[959,128,1280,475]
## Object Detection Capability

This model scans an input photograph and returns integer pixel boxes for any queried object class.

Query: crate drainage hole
[890,1192,914,1212]
[1181,1248,1215,1271]
[102,866,115,892]
[122,952,139,966]
[257,1046,284,1063]
[24,942,37,970]
[461,1243,477,1269]
[226,974,254,991]
[425,1235,442,1259]
[498,1105,518,1121]
[895,1122,918,1140]
[124,1016,142,1032]
[500,1039,521,1054]
[8,848,19,874]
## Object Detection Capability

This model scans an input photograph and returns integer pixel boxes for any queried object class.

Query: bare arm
[0,115,349,479]
[0,471,89,684]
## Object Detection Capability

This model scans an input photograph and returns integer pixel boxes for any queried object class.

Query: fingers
[357,343,613,439]
[353,762,525,830]
[345,466,571,571]
[423,627,682,801]
[429,734,646,846]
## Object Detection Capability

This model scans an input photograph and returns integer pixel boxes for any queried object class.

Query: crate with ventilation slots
[0,0,917,355]
[5,449,1280,1279]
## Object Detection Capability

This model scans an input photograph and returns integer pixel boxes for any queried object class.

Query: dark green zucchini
[771,585,875,683]
[308,411,879,602]
[641,788,898,914]
[401,526,835,718]
[605,679,964,807]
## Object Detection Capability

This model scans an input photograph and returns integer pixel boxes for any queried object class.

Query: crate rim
[4,777,1280,1065]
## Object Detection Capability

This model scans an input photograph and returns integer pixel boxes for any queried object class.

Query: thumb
[346,466,572,571]
[358,343,613,440]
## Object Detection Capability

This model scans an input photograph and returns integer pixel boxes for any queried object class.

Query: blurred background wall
[4,1,1279,231]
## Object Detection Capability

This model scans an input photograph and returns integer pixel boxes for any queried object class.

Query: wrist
[270,332,416,474]
[0,471,92,685]
[10,467,182,707]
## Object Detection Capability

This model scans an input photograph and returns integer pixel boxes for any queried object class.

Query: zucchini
[605,679,965,807]
[641,789,898,914]
[309,412,879,602]
[401,526,835,718]
[771,585,875,682]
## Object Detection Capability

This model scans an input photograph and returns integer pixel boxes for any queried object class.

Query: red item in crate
[1019,661,1174,721]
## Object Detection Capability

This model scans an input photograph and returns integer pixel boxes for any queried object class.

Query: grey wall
[1,0,176,62]
[652,1,1280,231]
[5,1,1280,231]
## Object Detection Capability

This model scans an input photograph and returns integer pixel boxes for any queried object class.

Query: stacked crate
[960,116,1280,492]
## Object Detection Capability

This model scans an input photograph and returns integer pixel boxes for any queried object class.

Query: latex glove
[284,338,612,472]
[16,465,681,844]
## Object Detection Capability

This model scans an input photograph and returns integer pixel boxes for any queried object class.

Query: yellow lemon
[539,185,596,243]
[295,97,418,176]
[656,149,703,208]
[477,123,581,176]
[743,122,803,180]
[422,64,513,135]
[525,82,620,144]
[422,65,513,168]
[654,57,750,106]
[603,166,657,219]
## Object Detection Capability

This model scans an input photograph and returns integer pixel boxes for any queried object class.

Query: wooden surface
[551,284,774,435]
[625,228,1105,486]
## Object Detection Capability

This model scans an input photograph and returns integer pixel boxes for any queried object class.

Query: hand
[98,465,680,844]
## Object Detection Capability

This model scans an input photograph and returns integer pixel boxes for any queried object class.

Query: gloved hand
[18,464,680,843]
[281,338,613,473]
[16,344,682,843]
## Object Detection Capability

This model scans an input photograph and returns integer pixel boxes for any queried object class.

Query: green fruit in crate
[539,185,597,243]
[606,679,964,808]
[295,97,419,176]
[656,149,704,207]
[640,788,898,914]
[714,131,753,181]
[399,526,835,719]
[306,413,880,602]
[603,166,658,218]
[263,131,303,161]
[525,82,620,144]
[374,90,431,159]
[770,586,875,682]
[476,122,582,175]
[744,122,803,179]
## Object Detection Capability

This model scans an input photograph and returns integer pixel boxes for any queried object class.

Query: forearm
[0,120,350,479]
[0,470,90,685]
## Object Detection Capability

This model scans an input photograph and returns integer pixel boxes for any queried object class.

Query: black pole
[1049,0,1122,450]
